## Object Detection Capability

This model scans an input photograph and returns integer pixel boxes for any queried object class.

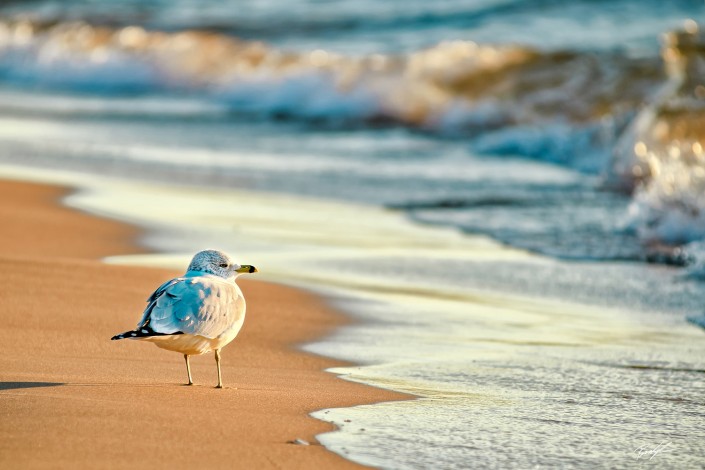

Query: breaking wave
[2,17,705,261]
[607,23,705,265]
[0,18,660,150]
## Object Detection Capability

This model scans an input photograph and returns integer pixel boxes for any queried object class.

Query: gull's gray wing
[136,278,182,329]
[138,276,245,338]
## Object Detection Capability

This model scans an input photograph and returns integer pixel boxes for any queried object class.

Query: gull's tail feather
[111,327,183,340]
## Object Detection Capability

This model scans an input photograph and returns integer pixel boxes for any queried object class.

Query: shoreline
[0,178,408,469]
[5,165,703,468]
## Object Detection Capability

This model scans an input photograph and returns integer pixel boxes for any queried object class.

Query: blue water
[2,0,705,262]
[2,1,705,468]
[3,0,698,54]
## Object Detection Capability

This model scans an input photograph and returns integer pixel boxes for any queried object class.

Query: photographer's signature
[634,441,673,460]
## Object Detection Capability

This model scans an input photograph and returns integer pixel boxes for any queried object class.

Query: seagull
[111,249,258,388]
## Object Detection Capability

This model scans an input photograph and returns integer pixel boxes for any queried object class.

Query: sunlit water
[2,0,705,468]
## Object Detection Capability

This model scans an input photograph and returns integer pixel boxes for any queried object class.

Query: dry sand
[0,179,406,469]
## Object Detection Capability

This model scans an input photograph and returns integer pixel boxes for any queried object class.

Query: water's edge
[2,164,704,469]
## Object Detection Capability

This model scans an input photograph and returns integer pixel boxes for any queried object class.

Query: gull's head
[187,249,258,279]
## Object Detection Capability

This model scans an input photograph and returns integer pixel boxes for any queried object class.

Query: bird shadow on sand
[0,382,65,391]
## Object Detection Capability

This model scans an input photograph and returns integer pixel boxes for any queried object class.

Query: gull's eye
[219,263,228,268]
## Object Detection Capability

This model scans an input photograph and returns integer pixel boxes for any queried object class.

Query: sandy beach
[0,179,405,469]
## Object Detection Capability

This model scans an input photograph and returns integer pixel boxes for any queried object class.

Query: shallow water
[2,0,705,468]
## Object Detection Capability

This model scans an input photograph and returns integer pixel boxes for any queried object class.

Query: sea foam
[4,17,705,259]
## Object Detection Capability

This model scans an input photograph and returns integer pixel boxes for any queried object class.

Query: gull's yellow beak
[236,265,258,274]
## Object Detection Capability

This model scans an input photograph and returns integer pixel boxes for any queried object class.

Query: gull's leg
[215,349,223,389]
[184,354,194,385]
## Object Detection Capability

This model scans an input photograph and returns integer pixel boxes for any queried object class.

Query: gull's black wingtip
[111,328,184,341]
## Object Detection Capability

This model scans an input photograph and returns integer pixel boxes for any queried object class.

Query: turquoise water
[2,1,705,468]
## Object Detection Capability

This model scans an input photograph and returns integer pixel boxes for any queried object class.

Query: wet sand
[0,179,406,469]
